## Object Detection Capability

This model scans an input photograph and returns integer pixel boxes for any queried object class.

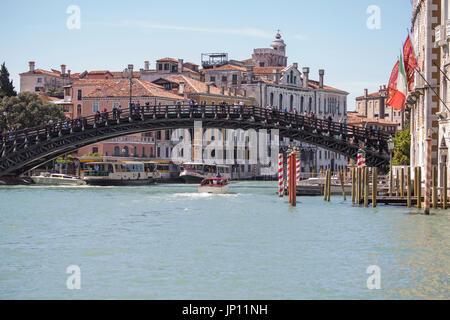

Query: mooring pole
[339,169,346,201]
[432,166,438,209]
[401,167,405,197]
[364,167,369,207]
[444,165,448,209]
[424,133,432,215]
[327,169,331,202]
[351,167,355,204]
[323,169,328,201]
[372,167,377,208]
[407,167,411,208]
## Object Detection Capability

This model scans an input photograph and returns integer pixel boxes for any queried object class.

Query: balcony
[434,25,446,48]
[447,20,450,40]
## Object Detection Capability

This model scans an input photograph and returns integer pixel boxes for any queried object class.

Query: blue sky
[0,0,413,109]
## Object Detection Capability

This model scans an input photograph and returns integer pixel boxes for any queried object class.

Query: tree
[0,92,65,133]
[392,118,411,166]
[0,62,17,98]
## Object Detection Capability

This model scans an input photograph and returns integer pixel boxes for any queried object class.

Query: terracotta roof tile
[82,79,184,100]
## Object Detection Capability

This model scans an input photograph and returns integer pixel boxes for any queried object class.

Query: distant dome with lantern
[271,32,286,51]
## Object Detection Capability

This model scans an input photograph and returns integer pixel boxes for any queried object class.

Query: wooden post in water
[443,166,448,209]
[417,166,422,209]
[372,167,377,208]
[432,166,438,209]
[339,169,346,201]
[351,168,355,204]
[364,167,369,207]
[327,169,331,202]
[407,167,411,208]
[389,166,393,197]
[400,167,405,197]
[323,169,328,201]
[356,168,361,205]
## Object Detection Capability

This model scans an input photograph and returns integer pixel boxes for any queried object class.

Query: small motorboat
[198,177,230,194]
[31,173,85,186]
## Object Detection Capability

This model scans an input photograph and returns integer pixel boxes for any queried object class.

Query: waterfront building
[201,32,349,175]
[408,0,441,171]
[355,86,404,130]
[139,58,201,82]
[19,62,79,93]
[430,0,450,186]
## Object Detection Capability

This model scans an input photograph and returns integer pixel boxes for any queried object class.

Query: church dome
[271,32,286,49]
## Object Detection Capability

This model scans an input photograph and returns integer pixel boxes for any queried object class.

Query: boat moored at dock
[81,161,155,186]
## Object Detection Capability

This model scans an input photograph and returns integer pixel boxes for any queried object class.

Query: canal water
[0,182,448,299]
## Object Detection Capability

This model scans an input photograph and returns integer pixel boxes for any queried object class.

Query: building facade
[355,86,404,130]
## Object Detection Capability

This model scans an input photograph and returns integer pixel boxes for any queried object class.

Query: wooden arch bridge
[0,105,392,177]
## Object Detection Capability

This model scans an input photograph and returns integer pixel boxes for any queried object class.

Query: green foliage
[46,88,63,98]
[393,125,411,166]
[0,92,65,133]
[0,62,17,98]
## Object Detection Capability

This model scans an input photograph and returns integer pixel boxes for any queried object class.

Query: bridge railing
[0,104,392,158]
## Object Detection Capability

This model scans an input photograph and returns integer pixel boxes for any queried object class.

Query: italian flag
[388,55,408,111]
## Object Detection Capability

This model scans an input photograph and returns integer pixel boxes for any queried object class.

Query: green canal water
[0,181,448,299]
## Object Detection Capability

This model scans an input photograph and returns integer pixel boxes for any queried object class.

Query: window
[259,62,265,67]
[165,130,170,140]
[114,146,120,156]
[150,147,154,158]
[156,131,161,140]
[270,92,274,105]
[221,76,227,82]
[210,76,216,82]
[279,94,283,107]
[92,147,98,154]
[166,147,169,158]
[158,64,163,71]
[300,96,304,112]
[93,102,99,113]
[142,147,146,158]
[164,63,169,70]
[77,104,81,116]
[35,87,41,92]
[157,147,160,158]
[134,146,137,156]
[123,146,129,157]
[37,78,43,83]
[290,70,294,84]
[77,90,82,101]
[232,74,238,85]
[290,95,294,111]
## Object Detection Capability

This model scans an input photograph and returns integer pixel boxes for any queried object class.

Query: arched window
[114,146,120,156]
[270,92,274,106]
[308,97,312,112]
[123,146,129,157]
[279,94,283,108]
[290,95,294,111]
[300,96,304,112]
[290,70,294,84]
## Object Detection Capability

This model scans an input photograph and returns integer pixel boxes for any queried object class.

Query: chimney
[144,61,150,71]
[246,66,254,83]
[364,88,368,97]
[302,67,310,89]
[128,64,134,79]
[206,84,211,94]
[274,69,280,84]
[29,61,35,73]
[178,59,184,73]
[293,63,298,69]
[319,69,324,89]
[61,64,66,75]
[179,82,185,94]
[68,70,71,78]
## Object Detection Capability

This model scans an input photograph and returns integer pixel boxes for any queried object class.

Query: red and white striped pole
[424,132,432,215]
[296,158,301,182]
[278,153,284,197]
[287,157,290,190]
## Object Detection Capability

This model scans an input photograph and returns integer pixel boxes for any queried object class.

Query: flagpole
[413,67,450,113]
